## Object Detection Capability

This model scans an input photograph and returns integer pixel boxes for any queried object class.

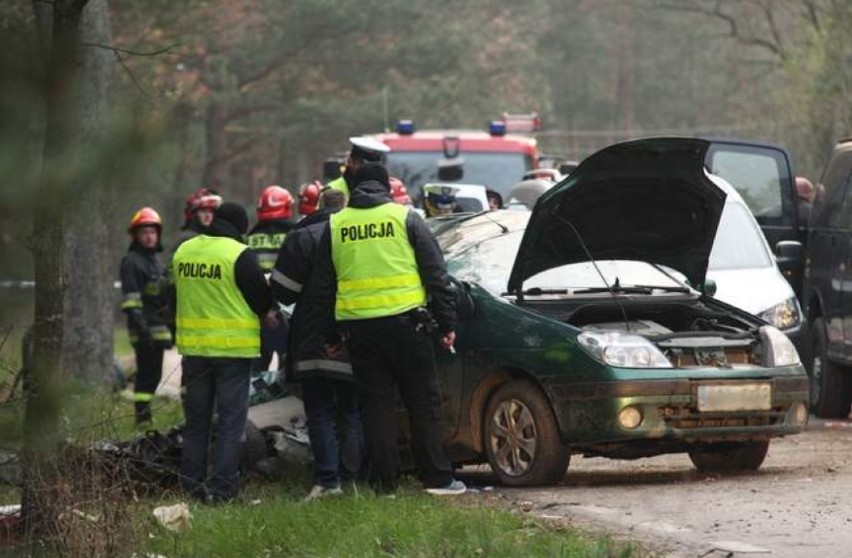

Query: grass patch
[141,484,640,558]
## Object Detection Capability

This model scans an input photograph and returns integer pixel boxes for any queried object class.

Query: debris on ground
[152,503,191,533]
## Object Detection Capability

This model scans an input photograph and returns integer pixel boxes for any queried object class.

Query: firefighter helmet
[389,177,411,205]
[128,207,162,233]
[257,185,294,221]
[183,187,222,223]
[298,181,323,216]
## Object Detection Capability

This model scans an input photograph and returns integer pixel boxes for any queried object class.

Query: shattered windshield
[446,230,685,295]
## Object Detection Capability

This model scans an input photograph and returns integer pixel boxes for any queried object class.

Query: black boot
[135,401,152,426]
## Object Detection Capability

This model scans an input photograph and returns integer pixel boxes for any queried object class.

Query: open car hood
[507,138,726,293]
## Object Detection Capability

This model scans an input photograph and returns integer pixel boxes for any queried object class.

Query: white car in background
[705,176,804,349]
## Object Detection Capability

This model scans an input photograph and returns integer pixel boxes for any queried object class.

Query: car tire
[688,440,769,472]
[810,317,852,418]
[483,380,569,487]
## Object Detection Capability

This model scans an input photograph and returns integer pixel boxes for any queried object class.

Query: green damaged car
[431,138,808,487]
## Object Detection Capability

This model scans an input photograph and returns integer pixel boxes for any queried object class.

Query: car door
[705,141,800,294]
[809,161,852,362]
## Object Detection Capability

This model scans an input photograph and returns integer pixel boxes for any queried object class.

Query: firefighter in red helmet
[389,177,412,206]
[298,181,323,217]
[167,188,223,265]
[247,185,295,372]
[120,207,173,426]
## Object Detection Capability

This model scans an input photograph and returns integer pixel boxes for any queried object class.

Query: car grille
[664,346,755,367]
[658,406,785,429]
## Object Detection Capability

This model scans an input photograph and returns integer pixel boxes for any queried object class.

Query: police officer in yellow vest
[325,163,465,495]
[325,136,390,203]
[172,202,272,504]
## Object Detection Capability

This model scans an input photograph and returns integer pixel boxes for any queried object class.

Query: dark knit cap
[354,163,390,191]
[214,202,249,235]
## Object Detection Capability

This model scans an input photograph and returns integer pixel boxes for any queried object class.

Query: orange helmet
[298,180,323,216]
[183,187,222,223]
[389,177,411,205]
[128,207,162,233]
[257,185,294,221]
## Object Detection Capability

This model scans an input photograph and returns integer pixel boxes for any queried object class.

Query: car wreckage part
[809,318,852,418]
[483,380,569,486]
[687,440,769,472]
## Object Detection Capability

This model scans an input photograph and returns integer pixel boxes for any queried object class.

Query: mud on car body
[419,138,808,487]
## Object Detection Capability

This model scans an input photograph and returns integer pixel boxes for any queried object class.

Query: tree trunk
[61,0,115,385]
[202,100,228,189]
[22,0,92,538]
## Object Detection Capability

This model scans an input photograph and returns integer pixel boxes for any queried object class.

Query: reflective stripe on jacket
[330,202,426,320]
[173,235,260,357]
[247,231,286,272]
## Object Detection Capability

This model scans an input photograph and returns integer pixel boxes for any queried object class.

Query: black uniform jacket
[120,242,173,346]
[247,219,295,272]
[271,210,351,381]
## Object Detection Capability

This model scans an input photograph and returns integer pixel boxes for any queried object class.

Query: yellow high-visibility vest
[326,176,350,199]
[330,202,426,320]
[172,235,260,357]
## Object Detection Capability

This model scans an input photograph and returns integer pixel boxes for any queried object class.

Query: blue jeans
[180,357,251,502]
[301,377,364,488]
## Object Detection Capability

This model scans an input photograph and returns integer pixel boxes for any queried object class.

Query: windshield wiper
[632,284,692,293]
[572,286,654,295]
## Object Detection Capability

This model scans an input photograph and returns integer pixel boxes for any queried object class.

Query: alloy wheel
[489,399,538,477]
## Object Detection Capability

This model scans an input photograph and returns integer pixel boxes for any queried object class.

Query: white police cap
[349,136,391,154]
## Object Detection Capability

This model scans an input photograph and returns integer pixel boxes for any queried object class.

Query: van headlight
[760,325,801,367]
[578,331,672,368]
[758,297,801,330]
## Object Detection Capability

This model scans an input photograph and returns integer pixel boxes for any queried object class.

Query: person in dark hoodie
[172,202,273,504]
[271,187,363,501]
[324,163,464,495]
[120,207,173,426]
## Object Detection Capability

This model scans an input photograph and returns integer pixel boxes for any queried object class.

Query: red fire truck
[326,114,542,206]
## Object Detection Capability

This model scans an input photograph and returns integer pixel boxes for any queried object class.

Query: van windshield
[387,151,531,202]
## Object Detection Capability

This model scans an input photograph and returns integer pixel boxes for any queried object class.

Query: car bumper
[549,374,809,447]
[782,322,806,360]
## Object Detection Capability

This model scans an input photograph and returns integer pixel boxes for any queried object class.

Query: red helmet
[298,181,323,216]
[257,185,294,221]
[128,207,162,233]
[183,187,222,223]
[390,177,411,205]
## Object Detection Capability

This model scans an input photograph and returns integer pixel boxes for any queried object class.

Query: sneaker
[425,479,467,496]
[303,484,344,502]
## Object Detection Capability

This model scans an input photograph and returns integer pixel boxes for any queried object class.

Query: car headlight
[577,331,672,368]
[758,297,801,330]
[759,325,801,367]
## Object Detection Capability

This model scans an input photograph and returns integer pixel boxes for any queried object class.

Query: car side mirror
[775,240,803,270]
[701,278,717,298]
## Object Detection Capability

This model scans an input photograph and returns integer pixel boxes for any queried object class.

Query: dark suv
[803,138,852,417]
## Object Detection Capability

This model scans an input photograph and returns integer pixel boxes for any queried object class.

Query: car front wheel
[483,380,569,486]
[688,440,769,472]
[810,317,852,418]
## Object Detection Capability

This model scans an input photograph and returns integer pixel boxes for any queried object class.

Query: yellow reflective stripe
[338,273,421,292]
[176,335,260,349]
[336,290,425,311]
[134,392,154,402]
[176,317,258,329]
[122,299,144,310]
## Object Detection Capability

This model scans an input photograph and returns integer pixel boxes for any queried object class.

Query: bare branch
[79,42,181,57]
[112,51,152,97]
[222,139,258,163]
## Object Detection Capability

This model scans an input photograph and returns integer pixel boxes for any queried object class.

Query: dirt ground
[466,420,852,557]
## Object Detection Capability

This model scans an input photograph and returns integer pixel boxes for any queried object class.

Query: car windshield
[387,152,531,201]
[708,202,773,270]
[446,230,685,296]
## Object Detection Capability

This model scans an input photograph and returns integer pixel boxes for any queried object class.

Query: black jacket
[326,181,457,333]
[271,211,350,381]
[120,243,173,346]
[247,219,295,272]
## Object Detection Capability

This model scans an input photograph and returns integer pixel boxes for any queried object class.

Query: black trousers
[346,314,453,492]
[133,341,164,424]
